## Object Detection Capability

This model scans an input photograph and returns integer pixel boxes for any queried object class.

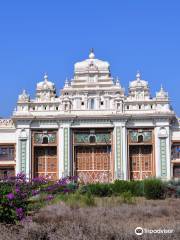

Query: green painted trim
[64,128,69,175]
[116,127,121,178]
[160,138,167,177]
[20,140,26,173]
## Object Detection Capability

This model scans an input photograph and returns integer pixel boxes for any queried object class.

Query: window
[101,101,104,105]
[89,99,95,109]
[42,136,48,144]
[0,146,15,161]
[89,135,96,143]
[139,105,141,110]
[127,105,129,110]
[56,106,59,111]
[0,167,15,179]
[33,106,35,111]
[173,165,180,178]
[138,135,143,143]
[81,102,84,106]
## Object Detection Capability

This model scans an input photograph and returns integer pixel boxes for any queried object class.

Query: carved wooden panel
[75,146,112,183]
[129,145,153,180]
[34,147,57,180]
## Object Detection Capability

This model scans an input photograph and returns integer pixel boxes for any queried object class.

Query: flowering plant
[0,173,78,224]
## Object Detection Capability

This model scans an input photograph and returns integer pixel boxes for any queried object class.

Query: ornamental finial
[136,70,141,81]
[160,84,164,91]
[89,48,95,59]
[44,72,48,82]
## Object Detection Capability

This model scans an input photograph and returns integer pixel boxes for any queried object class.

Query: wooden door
[34,147,57,180]
[75,146,112,183]
[129,145,153,180]
[141,145,153,179]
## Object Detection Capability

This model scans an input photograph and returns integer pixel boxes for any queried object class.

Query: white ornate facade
[0,50,180,182]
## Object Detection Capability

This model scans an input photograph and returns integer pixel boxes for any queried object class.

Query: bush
[143,178,166,199]
[120,191,136,204]
[128,181,144,196]
[0,173,31,223]
[111,180,130,195]
[79,183,113,197]
[0,174,78,223]
[59,192,95,208]
[111,180,144,196]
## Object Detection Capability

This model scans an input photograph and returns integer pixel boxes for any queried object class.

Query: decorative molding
[0,119,14,128]
[34,132,56,144]
[129,130,152,143]
[158,127,168,138]
[74,133,111,144]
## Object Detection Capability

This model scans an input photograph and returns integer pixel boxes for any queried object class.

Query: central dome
[74,49,110,73]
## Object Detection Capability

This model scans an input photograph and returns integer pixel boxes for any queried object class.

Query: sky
[0,0,180,117]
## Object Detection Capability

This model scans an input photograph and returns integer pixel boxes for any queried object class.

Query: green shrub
[128,181,144,196]
[111,180,130,195]
[111,180,144,196]
[120,191,136,204]
[143,178,166,199]
[60,192,95,208]
[79,183,113,197]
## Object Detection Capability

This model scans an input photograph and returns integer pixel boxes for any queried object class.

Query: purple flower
[15,187,20,194]
[20,216,32,223]
[32,176,47,184]
[32,189,39,196]
[63,188,70,193]
[16,172,26,182]
[7,192,15,200]
[16,208,24,220]
[46,194,54,201]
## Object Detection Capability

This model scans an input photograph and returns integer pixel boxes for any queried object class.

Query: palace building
[0,50,180,182]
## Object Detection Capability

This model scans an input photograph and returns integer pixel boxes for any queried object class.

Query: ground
[0,197,180,240]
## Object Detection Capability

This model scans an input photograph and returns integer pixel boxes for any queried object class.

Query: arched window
[138,135,143,143]
[89,135,96,143]
[42,136,49,144]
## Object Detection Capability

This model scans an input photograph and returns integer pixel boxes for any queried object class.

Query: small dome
[36,73,55,91]
[18,89,30,102]
[74,49,110,73]
[156,85,168,99]
[129,71,148,89]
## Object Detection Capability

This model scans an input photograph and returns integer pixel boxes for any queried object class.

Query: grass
[0,197,180,240]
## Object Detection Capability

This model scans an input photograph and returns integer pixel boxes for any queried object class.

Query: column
[114,126,122,179]
[62,126,71,177]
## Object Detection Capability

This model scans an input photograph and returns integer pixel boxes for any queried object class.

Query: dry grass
[0,198,180,240]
